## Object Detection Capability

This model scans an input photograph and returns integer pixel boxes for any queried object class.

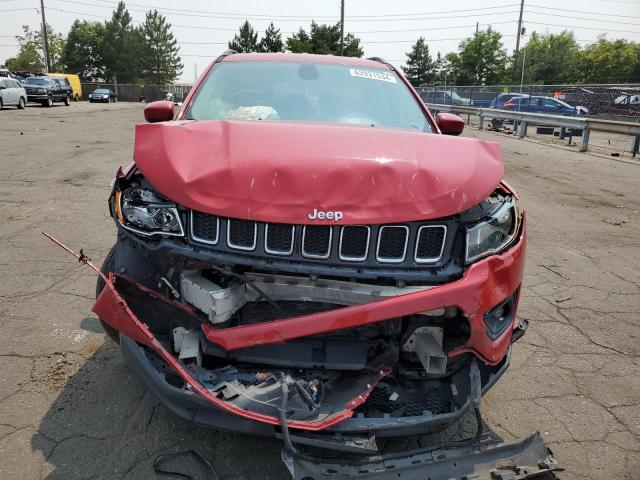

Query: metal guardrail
[425,103,640,155]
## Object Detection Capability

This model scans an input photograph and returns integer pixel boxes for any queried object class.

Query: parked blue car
[504,96,588,116]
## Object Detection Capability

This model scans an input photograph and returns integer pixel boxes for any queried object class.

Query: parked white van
[0,77,27,109]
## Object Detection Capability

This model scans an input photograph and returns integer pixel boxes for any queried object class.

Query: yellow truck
[49,73,82,101]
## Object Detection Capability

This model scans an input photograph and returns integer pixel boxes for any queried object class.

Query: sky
[1,0,639,82]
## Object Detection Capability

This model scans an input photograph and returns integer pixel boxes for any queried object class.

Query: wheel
[95,245,121,343]
[17,97,25,109]
[73,94,79,102]
[64,94,70,106]
[43,95,53,107]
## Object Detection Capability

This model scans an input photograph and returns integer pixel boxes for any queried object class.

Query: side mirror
[144,101,174,123]
[436,112,464,136]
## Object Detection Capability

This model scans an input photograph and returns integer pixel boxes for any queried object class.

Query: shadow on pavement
[32,318,496,480]
[31,329,289,480]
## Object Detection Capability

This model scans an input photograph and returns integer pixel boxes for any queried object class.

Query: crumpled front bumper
[282,432,558,480]
[45,221,525,433]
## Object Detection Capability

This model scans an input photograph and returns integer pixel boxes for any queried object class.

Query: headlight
[465,196,520,263]
[103,94,109,99]
[115,187,184,237]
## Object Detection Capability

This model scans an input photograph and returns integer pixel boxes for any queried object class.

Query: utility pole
[514,0,525,56]
[475,22,479,35]
[339,0,345,56]
[39,0,51,72]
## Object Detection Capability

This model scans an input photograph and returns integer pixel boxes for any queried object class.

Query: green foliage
[259,23,284,53]
[62,20,105,80]
[103,1,142,82]
[284,22,362,57]
[309,22,340,54]
[140,10,183,84]
[5,43,43,72]
[402,37,435,86]
[342,33,364,58]
[5,25,65,72]
[286,28,312,53]
[228,21,259,53]
[578,36,640,83]
[512,31,580,84]
[455,27,507,85]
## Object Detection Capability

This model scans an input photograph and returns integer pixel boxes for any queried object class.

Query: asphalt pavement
[0,102,638,479]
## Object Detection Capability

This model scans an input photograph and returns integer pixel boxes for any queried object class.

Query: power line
[525,20,640,34]
[528,3,640,18]
[61,0,521,20]
[526,8,640,26]
[0,7,38,12]
[350,21,515,34]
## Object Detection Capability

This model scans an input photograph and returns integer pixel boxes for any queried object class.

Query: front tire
[17,97,25,109]
[43,95,53,107]
[64,94,70,106]
[95,245,120,343]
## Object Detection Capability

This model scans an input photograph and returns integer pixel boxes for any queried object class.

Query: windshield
[187,61,432,132]
[94,89,109,94]
[25,77,51,86]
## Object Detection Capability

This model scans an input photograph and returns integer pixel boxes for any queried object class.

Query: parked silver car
[0,77,27,109]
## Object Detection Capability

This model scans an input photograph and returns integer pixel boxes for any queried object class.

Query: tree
[286,28,312,53]
[342,33,363,57]
[62,20,105,80]
[512,31,580,84]
[5,44,43,72]
[402,37,436,86]
[259,22,283,53]
[103,2,141,82]
[5,25,65,72]
[309,22,340,54]
[284,23,362,56]
[455,27,508,85]
[140,10,183,83]
[577,36,640,83]
[228,21,259,53]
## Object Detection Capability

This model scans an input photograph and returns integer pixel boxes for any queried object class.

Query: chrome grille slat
[190,211,219,244]
[415,225,447,263]
[376,226,409,263]
[302,225,332,259]
[265,223,295,255]
[227,219,257,251]
[339,226,370,261]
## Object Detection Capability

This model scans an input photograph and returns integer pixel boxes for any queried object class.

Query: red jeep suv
[49,53,553,478]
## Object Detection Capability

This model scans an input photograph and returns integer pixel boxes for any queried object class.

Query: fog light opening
[483,292,517,340]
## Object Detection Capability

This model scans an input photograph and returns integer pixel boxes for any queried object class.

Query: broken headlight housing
[115,186,184,237]
[465,196,520,263]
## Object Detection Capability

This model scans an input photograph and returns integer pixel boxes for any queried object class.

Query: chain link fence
[80,82,193,103]
[418,84,640,157]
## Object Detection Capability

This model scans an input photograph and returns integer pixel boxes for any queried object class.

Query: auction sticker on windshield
[349,68,397,83]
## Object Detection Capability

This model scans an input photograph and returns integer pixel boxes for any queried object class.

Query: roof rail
[366,56,389,65]
[222,49,238,56]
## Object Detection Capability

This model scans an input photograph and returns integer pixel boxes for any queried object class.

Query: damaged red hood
[134,120,503,224]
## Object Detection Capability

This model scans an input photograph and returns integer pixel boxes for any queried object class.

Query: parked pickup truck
[23,76,72,107]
